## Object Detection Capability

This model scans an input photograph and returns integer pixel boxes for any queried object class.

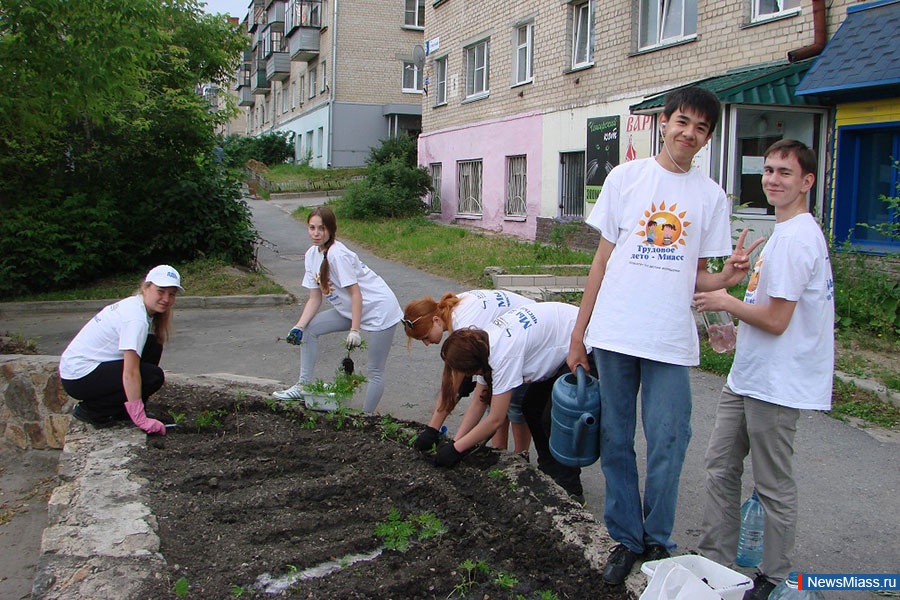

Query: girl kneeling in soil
[403,290,534,455]
[59,265,183,435]
[274,206,402,413]
[433,302,593,502]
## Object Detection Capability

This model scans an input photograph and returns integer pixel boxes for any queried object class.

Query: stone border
[1,355,73,450]
[0,294,293,316]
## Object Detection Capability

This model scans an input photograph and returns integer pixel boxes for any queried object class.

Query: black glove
[433,442,463,468]
[413,426,441,452]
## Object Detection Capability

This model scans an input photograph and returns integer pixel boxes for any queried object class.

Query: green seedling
[301,413,318,429]
[494,570,519,589]
[194,408,228,429]
[374,508,416,551]
[167,410,186,426]
[488,468,519,491]
[535,591,560,600]
[230,584,247,597]
[264,397,280,412]
[414,512,446,541]
[173,576,189,597]
[379,415,404,441]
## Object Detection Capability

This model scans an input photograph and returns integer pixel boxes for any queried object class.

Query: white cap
[145,265,184,291]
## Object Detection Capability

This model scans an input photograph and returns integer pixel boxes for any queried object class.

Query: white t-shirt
[584,157,732,366]
[303,240,402,331]
[450,290,533,332]
[727,213,834,410]
[59,295,152,380]
[475,302,580,395]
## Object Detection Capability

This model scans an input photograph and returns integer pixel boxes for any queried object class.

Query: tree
[0,0,255,297]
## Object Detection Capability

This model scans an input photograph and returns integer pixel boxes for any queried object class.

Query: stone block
[5,374,41,420]
[4,421,28,449]
[25,421,48,449]
[45,415,71,449]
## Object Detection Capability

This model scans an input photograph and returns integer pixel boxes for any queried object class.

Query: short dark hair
[662,87,721,134]
[764,139,817,176]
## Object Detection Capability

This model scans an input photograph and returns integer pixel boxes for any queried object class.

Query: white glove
[346,329,362,350]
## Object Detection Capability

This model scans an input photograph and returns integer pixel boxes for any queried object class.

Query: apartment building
[419,0,860,246]
[236,0,425,168]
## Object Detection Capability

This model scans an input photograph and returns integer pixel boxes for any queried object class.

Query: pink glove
[124,400,166,435]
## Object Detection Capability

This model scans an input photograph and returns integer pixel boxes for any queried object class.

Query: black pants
[521,356,598,498]
[61,335,164,420]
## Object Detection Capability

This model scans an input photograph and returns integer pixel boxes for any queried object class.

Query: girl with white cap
[59,265,183,434]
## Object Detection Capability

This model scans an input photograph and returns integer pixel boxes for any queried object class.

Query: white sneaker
[273,383,305,400]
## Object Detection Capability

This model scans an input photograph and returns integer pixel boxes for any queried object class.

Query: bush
[832,246,900,337]
[221,132,294,169]
[335,138,431,219]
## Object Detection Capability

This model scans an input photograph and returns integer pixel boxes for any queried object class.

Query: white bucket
[304,393,340,412]
[641,555,753,600]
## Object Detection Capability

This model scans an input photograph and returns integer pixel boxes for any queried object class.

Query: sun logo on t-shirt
[637,202,690,247]
[314,272,335,295]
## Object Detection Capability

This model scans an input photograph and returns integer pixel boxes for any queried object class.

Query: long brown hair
[309,206,338,293]
[402,292,462,348]
[137,283,173,345]
[439,328,491,413]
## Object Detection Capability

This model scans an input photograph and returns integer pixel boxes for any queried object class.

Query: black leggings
[61,335,165,420]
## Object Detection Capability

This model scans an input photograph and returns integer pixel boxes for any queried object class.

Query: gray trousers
[298,308,397,413]
[698,385,800,582]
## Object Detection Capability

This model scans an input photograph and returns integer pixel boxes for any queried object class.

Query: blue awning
[796,0,900,97]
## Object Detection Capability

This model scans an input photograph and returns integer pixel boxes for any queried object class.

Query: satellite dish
[412,44,425,69]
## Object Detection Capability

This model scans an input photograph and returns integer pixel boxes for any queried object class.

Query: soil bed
[133,384,629,600]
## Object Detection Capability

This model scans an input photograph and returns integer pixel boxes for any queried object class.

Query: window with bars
[429,163,442,213]
[559,151,586,218]
[752,0,800,21]
[465,39,489,98]
[639,0,697,50]
[434,56,448,105]
[404,0,425,28]
[457,160,483,215]
[513,22,534,85]
[572,1,594,68]
[506,155,527,217]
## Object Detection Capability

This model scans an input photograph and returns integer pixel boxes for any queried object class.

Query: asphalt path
[2,195,897,599]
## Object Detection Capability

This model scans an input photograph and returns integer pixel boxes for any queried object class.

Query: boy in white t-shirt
[567,87,762,585]
[694,140,834,600]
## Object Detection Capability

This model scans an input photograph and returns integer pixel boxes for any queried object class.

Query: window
[404,0,425,28]
[308,66,317,98]
[457,160,483,215]
[465,39,489,99]
[403,61,424,92]
[321,60,327,93]
[290,81,296,109]
[281,86,289,113]
[753,0,801,22]
[316,127,324,158]
[506,155,527,217]
[513,22,534,85]
[559,151,585,218]
[639,0,697,50]
[429,163,442,213]
[572,1,594,68]
[434,56,448,105]
[299,76,305,104]
[835,124,900,252]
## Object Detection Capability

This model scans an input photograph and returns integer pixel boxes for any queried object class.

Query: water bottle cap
[786,572,801,587]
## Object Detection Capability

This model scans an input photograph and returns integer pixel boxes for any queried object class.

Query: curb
[0,294,294,315]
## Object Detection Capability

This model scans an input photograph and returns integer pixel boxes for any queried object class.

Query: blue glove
[286,327,303,345]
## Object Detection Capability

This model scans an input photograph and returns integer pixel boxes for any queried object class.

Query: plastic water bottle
[735,488,765,567]
[769,573,825,599]
[439,425,448,439]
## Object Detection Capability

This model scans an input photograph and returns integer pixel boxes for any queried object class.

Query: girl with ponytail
[274,206,403,413]
[403,290,533,455]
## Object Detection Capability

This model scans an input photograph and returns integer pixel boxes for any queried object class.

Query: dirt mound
[132,383,630,599]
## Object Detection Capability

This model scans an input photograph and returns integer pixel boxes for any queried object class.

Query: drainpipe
[787,0,827,62]
[327,0,338,168]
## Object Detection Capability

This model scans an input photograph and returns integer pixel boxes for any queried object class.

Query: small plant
[488,468,519,491]
[379,415,405,441]
[302,369,367,402]
[300,413,318,429]
[0,332,39,355]
[167,410,186,425]
[194,408,228,429]
[374,508,416,551]
[374,509,446,552]
[535,591,560,600]
[264,397,280,412]
[494,570,519,589]
[173,576,189,597]
[230,585,248,597]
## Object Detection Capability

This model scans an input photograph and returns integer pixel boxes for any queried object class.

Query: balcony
[285,0,322,33]
[288,26,319,61]
[266,51,291,82]
[250,67,271,95]
[266,1,285,30]
[239,86,254,106]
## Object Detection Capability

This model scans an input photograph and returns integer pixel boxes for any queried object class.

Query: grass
[6,258,285,302]
[293,207,595,286]
[264,164,366,190]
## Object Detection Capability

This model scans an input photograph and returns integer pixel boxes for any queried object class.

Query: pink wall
[419,112,543,240]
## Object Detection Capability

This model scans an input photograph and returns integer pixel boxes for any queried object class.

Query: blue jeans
[594,349,692,554]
